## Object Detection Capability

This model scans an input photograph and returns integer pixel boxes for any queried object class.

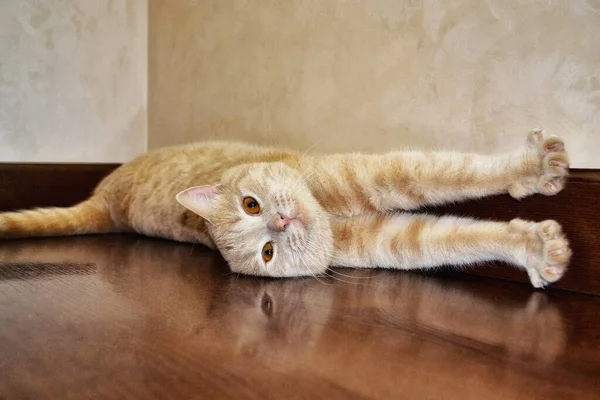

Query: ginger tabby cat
[0,129,571,288]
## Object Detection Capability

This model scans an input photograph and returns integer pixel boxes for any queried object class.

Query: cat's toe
[542,136,565,154]
[536,219,562,240]
[537,158,568,196]
[527,129,566,155]
[537,176,565,196]
[527,128,545,148]
[543,152,569,175]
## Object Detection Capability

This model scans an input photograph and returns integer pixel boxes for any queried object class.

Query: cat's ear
[176,184,222,224]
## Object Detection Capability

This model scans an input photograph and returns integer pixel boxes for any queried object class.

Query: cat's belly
[133,219,216,249]
[125,197,216,249]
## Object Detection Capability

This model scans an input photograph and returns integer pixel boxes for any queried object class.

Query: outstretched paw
[518,219,572,289]
[508,129,570,199]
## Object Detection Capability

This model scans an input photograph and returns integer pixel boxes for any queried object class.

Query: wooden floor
[1,235,599,399]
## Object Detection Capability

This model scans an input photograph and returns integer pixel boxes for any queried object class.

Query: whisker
[294,138,327,171]
[301,241,371,285]
[327,268,373,280]
[296,244,332,285]
[286,167,318,198]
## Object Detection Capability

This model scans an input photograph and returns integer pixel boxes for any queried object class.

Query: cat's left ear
[176,184,222,224]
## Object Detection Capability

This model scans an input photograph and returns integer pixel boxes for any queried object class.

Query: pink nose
[268,213,295,232]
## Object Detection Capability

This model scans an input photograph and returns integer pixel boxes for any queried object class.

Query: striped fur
[0,129,571,287]
[330,214,570,288]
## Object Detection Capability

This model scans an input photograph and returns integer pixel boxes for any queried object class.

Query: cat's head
[176,162,333,277]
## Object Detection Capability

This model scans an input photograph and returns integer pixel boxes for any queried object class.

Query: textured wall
[0,0,147,163]
[149,0,600,168]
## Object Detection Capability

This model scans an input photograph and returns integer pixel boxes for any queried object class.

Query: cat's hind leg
[330,213,571,288]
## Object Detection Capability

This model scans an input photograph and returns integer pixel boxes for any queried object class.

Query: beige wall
[2,1,598,166]
[149,0,600,168]
[0,0,147,163]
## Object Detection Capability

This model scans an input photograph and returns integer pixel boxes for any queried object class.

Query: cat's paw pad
[527,129,570,196]
[525,220,572,289]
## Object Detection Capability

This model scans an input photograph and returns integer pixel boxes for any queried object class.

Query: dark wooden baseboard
[0,163,120,212]
[0,163,598,295]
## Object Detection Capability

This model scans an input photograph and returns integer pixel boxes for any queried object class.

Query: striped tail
[0,199,115,239]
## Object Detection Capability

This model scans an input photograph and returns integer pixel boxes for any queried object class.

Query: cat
[0,129,571,288]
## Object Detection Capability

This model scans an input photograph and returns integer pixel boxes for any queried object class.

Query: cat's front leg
[301,129,569,215]
[370,128,571,209]
[330,214,571,288]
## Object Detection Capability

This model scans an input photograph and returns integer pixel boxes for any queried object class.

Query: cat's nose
[267,212,295,232]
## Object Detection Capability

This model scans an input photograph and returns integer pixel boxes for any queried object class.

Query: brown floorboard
[1,235,599,399]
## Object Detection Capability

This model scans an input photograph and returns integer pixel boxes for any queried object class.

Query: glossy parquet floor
[0,235,599,399]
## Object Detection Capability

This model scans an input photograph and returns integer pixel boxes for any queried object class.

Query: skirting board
[0,164,598,295]
[0,163,120,211]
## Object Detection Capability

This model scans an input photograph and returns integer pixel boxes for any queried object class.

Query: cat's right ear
[176,184,222,224]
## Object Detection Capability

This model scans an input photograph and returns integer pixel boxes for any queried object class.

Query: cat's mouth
[283,218,307,238]
[286,232,305,252]
[294,214,307,228]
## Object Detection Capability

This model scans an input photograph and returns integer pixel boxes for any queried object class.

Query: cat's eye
[242,196,261,215]
[262,242,274,262]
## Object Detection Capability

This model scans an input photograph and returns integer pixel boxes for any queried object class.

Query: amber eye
[262,242,274,262]
[242,196,261,215]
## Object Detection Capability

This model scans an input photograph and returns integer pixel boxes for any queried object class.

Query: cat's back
[136,140,285,165]
[95,140,299,195]
[138,140,297,164]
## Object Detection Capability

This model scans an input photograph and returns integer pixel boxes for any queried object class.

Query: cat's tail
[0,198,116,239]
